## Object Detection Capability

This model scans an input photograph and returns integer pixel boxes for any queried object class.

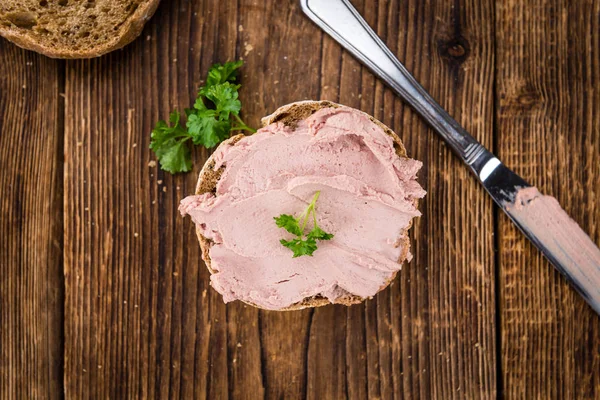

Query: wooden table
[1,0,599,398]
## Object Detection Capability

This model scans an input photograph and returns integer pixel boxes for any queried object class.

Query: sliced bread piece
[0,0,160,58]
[187,100,423,311]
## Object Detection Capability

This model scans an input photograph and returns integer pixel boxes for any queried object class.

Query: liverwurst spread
[180,106,426,310]
[504,187,600,301]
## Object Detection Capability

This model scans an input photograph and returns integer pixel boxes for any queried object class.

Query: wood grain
[59,0,499,398]
[1,0,598,398]
[0,42,64,398]
[343,0,498,398]
[496,0,600,398]
[62,1,229,397]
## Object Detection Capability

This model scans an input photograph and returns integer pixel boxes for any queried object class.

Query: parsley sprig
[274,191,334,258]
[150,60,256,174]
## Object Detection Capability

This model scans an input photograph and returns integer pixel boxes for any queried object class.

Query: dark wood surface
[0,43,64,398]
[1,0,598,398]
[496,1,600,398]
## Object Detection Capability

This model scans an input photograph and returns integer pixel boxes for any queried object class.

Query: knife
[300,0,600,315]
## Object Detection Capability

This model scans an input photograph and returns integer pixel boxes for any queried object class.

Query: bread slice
[194,100,418,310]
[0,0,160,58]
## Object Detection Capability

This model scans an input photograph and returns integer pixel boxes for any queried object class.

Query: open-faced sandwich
[180,101,426,311]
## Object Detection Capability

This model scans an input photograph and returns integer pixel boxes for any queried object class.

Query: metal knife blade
[300,0,600,315]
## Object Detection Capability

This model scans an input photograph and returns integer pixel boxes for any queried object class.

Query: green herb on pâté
[150,60,256,174]
[274,191,334,258]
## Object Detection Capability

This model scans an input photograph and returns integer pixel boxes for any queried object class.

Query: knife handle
[300,0,493,174]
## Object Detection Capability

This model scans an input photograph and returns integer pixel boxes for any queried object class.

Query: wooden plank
[496,0,600,398]
[369,0,498,398]
[236,3,324,399]
[309,0,498,398]
[62,1,234,397]
[0,41,64,398]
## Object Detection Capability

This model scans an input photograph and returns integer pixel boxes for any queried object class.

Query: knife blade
[300,0,600,315]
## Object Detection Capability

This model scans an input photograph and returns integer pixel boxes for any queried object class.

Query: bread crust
[194,101,419,311]
[0,0,160,59]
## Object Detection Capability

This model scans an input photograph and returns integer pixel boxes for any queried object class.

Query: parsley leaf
[307,226,334,241]
[149,111,193,173]
[187,111,231,148]
[204,82,242,120]
[154,139,192,174]
[205,60,244,87]
[274,191,334,257]
[150,60,255,174]
[274,214,303,237]
[280,237,318,258]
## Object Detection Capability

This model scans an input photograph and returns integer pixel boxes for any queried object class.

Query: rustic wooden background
[1,0,599,398]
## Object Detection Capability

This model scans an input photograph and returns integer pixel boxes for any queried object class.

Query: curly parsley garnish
[150,60,256,174]
[274,191,334,258]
